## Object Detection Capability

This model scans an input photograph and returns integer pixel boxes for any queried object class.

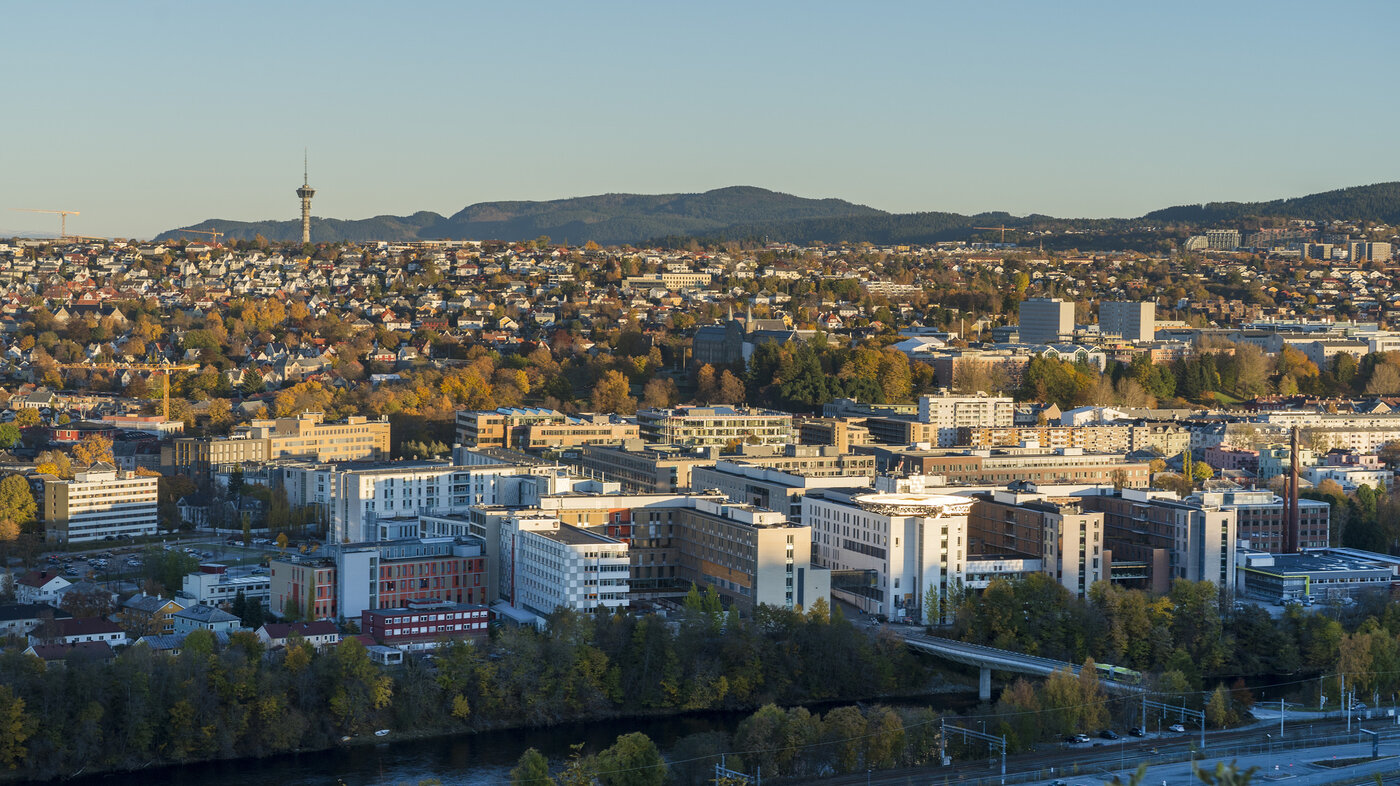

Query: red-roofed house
[15,571,71,606]
[24,641,116,665]
[30,617,127,647]
[256,621,341,650]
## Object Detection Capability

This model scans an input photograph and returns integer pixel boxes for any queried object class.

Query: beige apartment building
[955,424,1189,456]
[637,406,794,448]
[42,464,159,543]
[577,442,875,494]
[166,412,389,475]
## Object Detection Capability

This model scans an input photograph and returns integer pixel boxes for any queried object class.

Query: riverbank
[33,677,977,785]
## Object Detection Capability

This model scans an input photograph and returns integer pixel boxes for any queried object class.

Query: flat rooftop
[1262,551,1396,575]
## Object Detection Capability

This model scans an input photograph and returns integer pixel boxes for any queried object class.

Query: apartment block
[1017,298,1075,345]
[1099,301,1156,342]
[637,406,794,447]
[955,424,1189,456]
[40,464,158,543]
[916,393,1017,447]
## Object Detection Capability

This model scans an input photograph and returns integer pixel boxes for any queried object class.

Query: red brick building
[361,599,489,649]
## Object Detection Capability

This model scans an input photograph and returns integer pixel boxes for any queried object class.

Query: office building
[361,599,490,650]
[1191,488,1329,553]
[180,564,272,609]
[1237,548,1400,604]
[691,460,874,525]
[455,407,634,451]
[858,444,1151,488]
[967,487,1104,598]
[1099,301,1156,342]
[335,536,487,621]
[803,487,970,623]
[166,412,390,476]
[1018,298,1075,345]
[269,556,338,621]
[577,442,873,494]
[40,464,158,543]
[500,513,631,616]
[1078,489,1237,593]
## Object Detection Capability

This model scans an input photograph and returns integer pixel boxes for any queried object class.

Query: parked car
[1073,733,1090,743]
[1169,723,1186,733]
[1129,727,1146,737]
[1099,729,1120,740]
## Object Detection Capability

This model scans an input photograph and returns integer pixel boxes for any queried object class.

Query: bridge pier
[979,667,991,701]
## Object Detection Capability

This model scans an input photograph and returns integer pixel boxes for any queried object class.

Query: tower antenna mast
[296,148,315,245]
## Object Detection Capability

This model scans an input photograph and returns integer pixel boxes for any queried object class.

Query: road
[808,717,1399,786]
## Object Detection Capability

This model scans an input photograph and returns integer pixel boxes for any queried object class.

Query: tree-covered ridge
[156,187,884,245]
[157,181,1400,246]
[1144,181,1400,225]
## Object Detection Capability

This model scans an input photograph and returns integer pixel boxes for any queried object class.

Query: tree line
[0,595,934,780]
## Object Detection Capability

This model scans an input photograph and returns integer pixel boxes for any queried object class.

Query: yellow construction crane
[175,228,224,244]
[11,208,81,238]
[58,361,200,420]
[973,225,1019,243]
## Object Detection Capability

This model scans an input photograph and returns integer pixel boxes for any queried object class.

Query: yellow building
[166,412,390,475]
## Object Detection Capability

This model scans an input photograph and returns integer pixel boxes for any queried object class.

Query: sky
[3,0,1398,239]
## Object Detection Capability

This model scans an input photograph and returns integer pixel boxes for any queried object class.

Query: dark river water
[64,693,982,786]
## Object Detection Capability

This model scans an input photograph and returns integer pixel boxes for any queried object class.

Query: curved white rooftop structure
[851,492,973,517]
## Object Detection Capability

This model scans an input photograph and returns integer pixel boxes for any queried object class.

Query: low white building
[1304,465,1392,491]
[181,565,273,608]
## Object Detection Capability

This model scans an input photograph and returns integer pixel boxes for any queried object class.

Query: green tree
[510,747,555,786]
[0,424,20,450]
[0,686,35,770]
[1205,683,1234,728]
[591,370,636,415]
[595,732,667,786]
[1194,761,1258,786]
[0,476,36,531]
[557,744,597,786]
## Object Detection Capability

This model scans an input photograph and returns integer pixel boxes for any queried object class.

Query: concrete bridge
[903,631,1141,700]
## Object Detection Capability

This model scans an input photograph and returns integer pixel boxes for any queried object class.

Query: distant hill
[156,186,885,245]
[1143,181,1400,225]
[157,211,448,245]
[156,181,1400,246]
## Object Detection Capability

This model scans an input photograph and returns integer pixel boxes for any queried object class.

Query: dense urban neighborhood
[1,225,1400,783]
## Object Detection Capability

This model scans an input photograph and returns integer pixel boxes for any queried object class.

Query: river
[62,693,981,786]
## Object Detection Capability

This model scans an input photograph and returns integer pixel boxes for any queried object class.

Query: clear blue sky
[3,1,1397,238]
